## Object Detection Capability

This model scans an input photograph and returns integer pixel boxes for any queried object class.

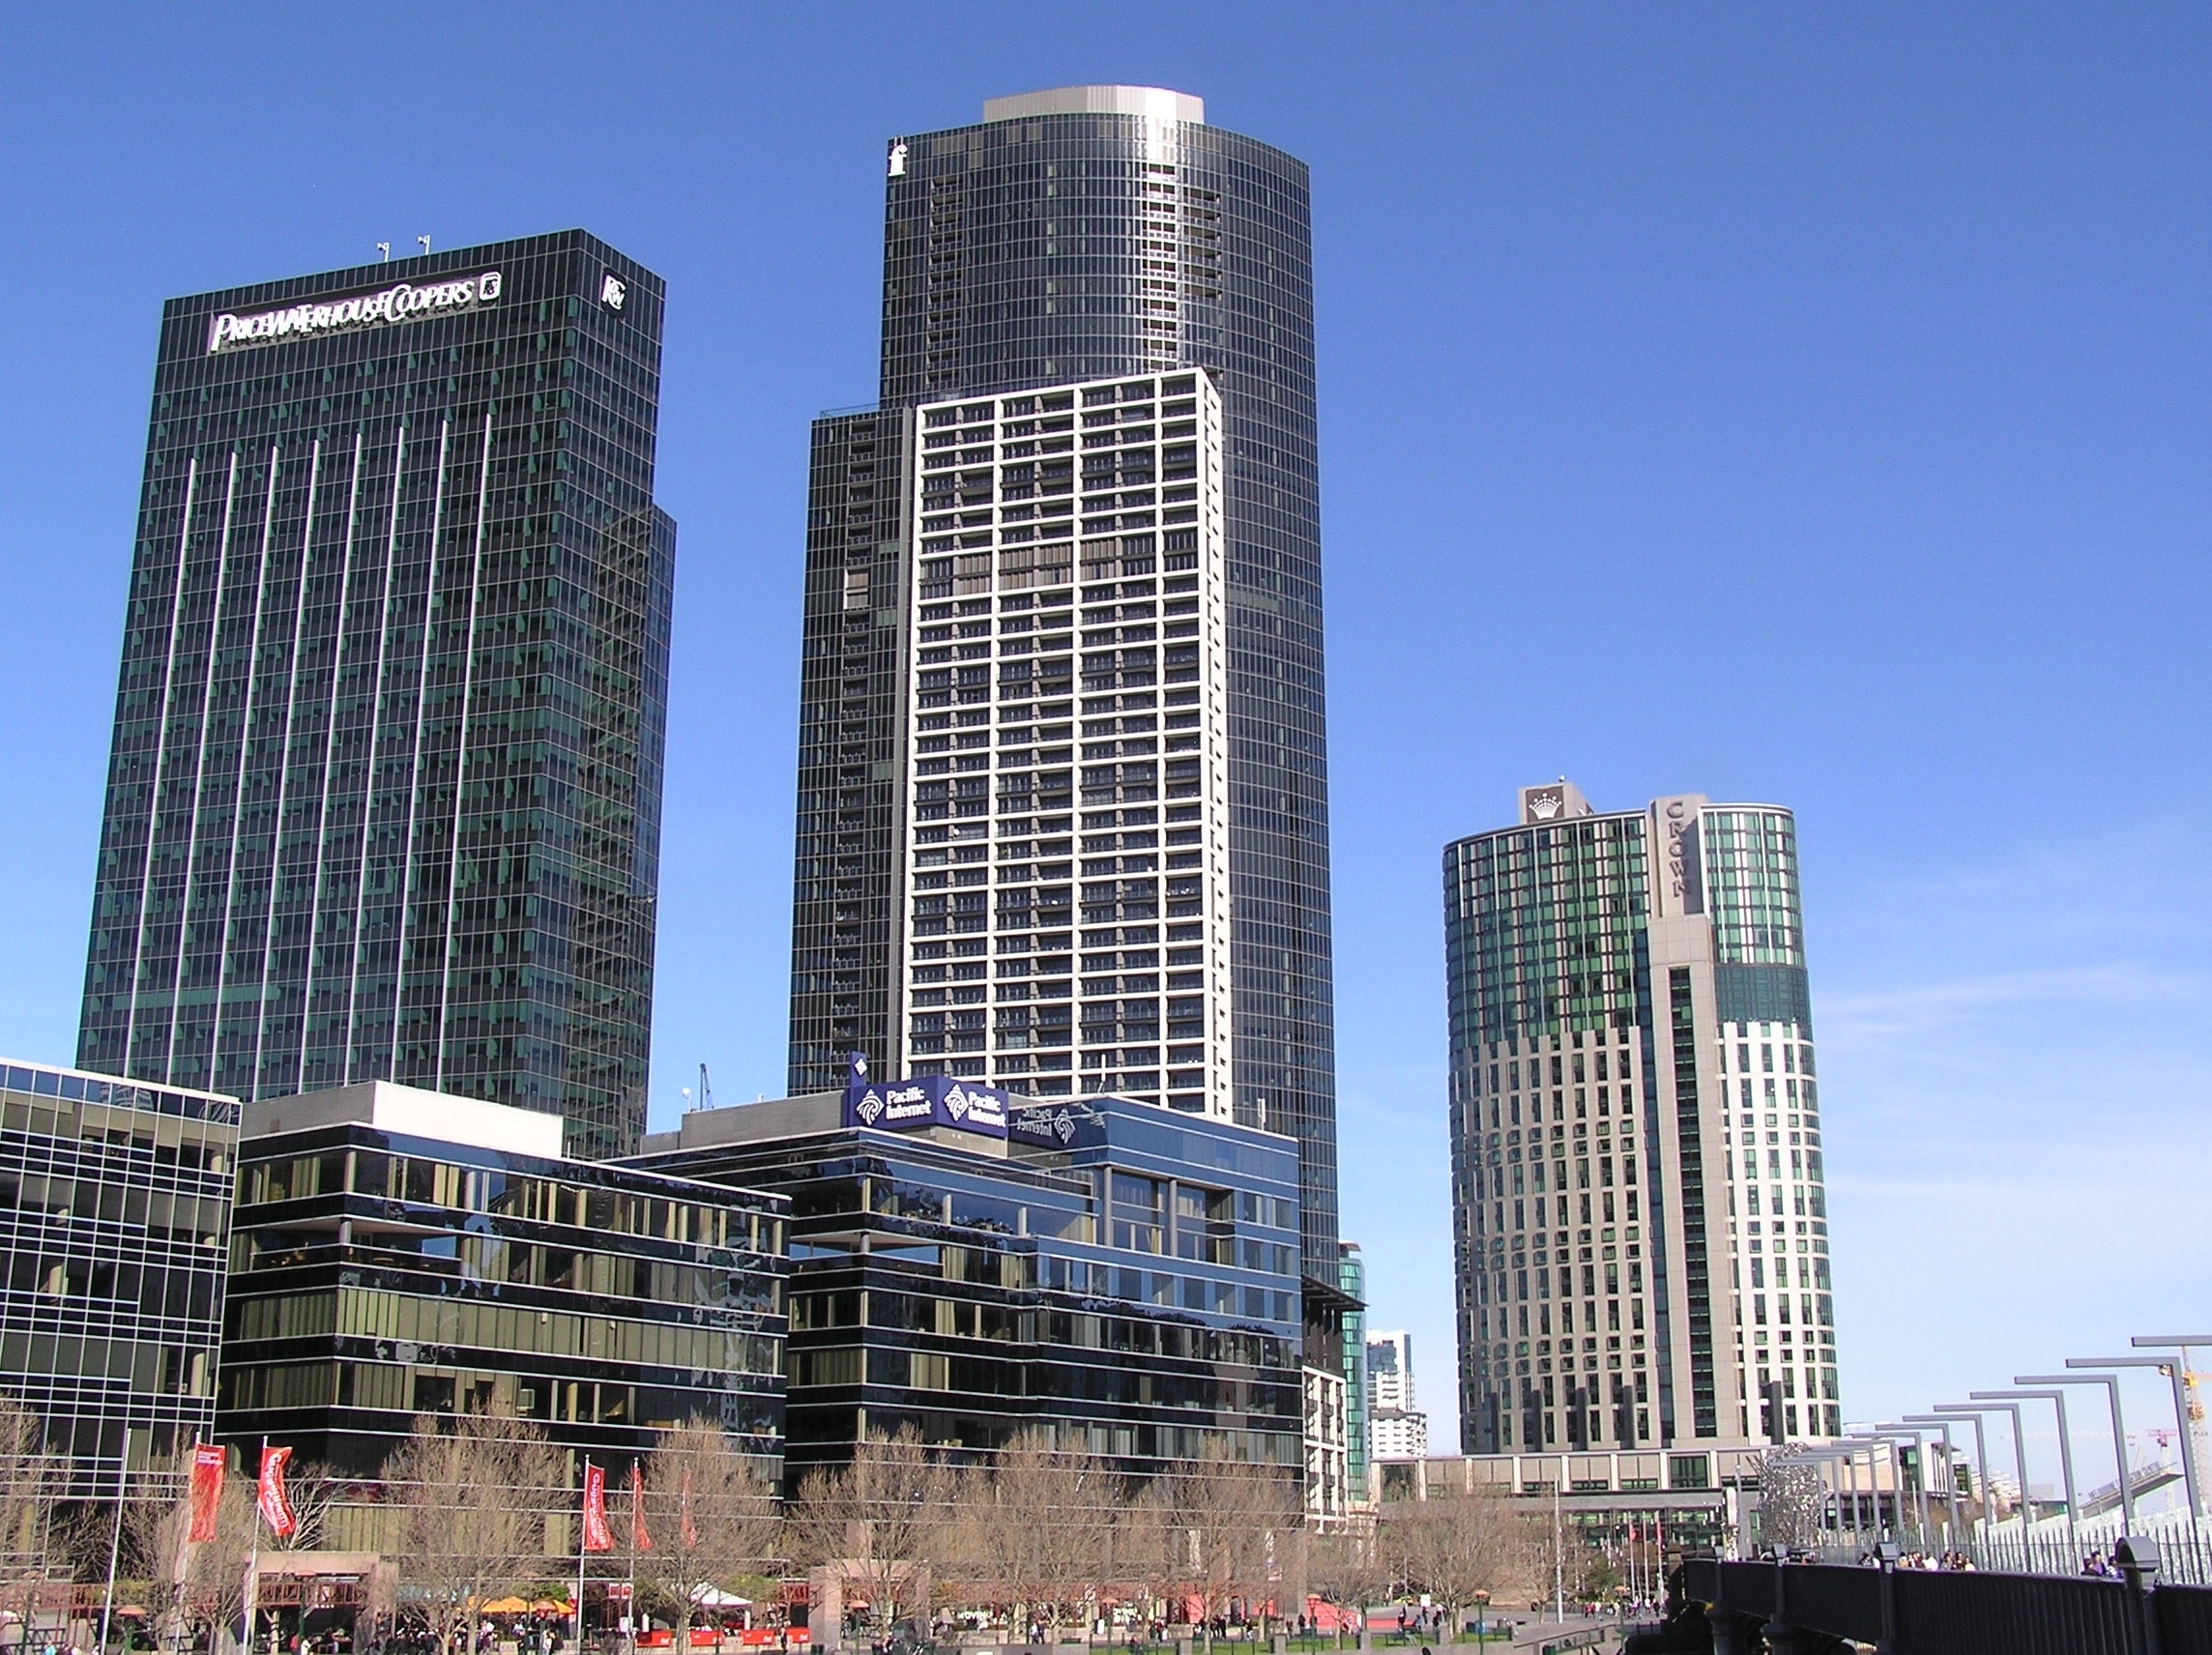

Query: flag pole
[100,1444,127,1655]
[575,1458,591,1655]
[247,1437,266,1655]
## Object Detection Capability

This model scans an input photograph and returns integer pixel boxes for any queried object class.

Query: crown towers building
[1444,782,1842,1459]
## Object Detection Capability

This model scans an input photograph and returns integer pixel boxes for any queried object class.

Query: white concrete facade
[889,371,1235,1119]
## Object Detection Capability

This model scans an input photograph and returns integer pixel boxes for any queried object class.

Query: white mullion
[118,453,199,1076]
[246,437,323,1091]
[388,418,451,1081]
[158,450,242,1081]
[339,424,410,1078]
[202,447,283,1092]
[293,430,367,1092]
[432,411,496,1092]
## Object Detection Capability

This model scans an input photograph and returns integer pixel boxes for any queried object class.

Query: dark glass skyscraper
[788,87,1339,1278]
[81,232,673,1159]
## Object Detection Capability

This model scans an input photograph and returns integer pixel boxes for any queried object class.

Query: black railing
[1682,1554,2212,1655]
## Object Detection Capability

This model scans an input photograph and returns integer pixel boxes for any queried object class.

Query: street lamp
[1973,1388,2081,1557]
[1906,1413,1983,1542]
[1816,1437,1882,1549]
[2020,1373,2134,1534]
[1846,1427,1923,1541]
[2073,1354,2202,1525]
[1886,1420,1963,1542]
[1935,1402,2033,1557]
[2132,1335,2212,1524]
[1872,1424,1953,1541]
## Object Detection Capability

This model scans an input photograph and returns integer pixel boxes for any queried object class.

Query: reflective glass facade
[1442,786,1841,1460]
[790,91,1338,1279]
[1337,1240,1368,1500]
[221,1089,786,1539]
[628,1091,1303,1481]
[0,1058,237,1499]
[78,232,673,1158]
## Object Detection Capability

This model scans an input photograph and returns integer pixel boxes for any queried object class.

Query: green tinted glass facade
[1444,789,1842,1458]
[79,232,673,1158]
[221,1117,786,1520]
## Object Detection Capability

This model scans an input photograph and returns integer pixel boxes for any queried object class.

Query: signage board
[206,270,502,354]
[1008,1101,1089,1149]
[843,1073,1008,1140]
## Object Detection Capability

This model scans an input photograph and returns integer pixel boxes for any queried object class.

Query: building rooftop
[982,86,1204,125]
[240,1079,564,1158]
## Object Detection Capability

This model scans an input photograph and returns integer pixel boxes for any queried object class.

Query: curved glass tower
[787,87,1338,1276]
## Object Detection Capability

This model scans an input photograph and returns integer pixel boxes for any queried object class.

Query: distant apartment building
[1366,1328,1429,1465]
[1368,1328,1416,1412]
[1444,782,1842,1458]
[0,1059,237,1501]
[1371,1406,1430,1463]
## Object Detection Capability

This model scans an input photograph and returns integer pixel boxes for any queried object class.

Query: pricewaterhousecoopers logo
[206,271,502,354]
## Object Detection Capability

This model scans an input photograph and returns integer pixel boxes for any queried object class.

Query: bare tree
[1307,1524,1392,1647]
[785,1430,951,1645]
[635,1421,783,1643]
[0,1390,60,1596]
[1148,1449,1299,1648]
[950,1433,1117,1640]
[1398,1493,1528,1637]
[386,1412,565,1655]
[151,1462,259,1655]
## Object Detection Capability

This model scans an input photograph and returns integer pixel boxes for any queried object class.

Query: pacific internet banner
[843,1073,1010,1139]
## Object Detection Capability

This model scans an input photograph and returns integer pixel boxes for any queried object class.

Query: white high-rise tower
[885,371,1235,1117]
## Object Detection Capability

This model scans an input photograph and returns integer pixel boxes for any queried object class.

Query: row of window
[226,1285,781,1374]
[240,1148,775,1246]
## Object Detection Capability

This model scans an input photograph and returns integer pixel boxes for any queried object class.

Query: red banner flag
[187,1444,226,1543]
[582,1462,614,1553]
[257,1445,297,1538]
[630,1463,653,1553]
[681,1469,698,1551]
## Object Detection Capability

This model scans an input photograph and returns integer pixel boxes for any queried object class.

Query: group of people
[1855,1550,1977,1570]
[2081,1551,2142,1579]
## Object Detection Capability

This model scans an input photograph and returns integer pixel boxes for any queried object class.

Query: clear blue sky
[3,4,2207,1469]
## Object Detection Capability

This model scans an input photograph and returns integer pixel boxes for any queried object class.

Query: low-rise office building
[1385,1445,1772,1558]
[626,1079,1308,1489]
[219,1082,788,1541]
[0,1058,238,1499]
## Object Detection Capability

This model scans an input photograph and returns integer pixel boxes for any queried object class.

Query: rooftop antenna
[696,1062,715,1113]
[377,243,391,263]
[417,234,431,255]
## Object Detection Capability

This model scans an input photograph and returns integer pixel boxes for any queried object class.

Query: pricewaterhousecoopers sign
[843,1074,1010,1140]
[205,270,502,354]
